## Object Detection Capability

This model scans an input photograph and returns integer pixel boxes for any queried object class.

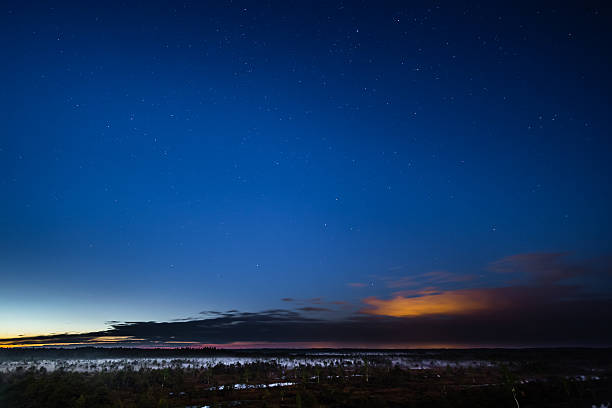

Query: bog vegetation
[0,348,610,407]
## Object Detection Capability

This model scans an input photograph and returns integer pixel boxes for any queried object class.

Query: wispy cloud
[488,252,588,284]
[385,270,476,289]
[297,307,332,312]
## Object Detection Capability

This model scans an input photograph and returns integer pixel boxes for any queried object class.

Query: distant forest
[2,346,612,362]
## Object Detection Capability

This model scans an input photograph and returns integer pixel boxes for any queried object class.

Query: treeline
[2,346,612,363]
[1,359,611,408]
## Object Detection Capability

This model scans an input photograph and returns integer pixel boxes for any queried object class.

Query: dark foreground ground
[0,348,611,407]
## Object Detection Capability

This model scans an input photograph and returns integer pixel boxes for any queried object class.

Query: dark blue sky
[1,1,611,346]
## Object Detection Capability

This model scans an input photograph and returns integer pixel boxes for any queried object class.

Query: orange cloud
[361,289,499,317]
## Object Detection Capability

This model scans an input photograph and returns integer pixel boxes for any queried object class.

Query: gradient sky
[1,1,612,347]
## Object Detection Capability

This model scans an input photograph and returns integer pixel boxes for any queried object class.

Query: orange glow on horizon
[0,342,95,348]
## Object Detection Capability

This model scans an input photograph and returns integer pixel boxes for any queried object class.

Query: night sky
[2,1,612,348]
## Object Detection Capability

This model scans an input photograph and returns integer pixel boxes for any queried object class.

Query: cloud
[361,289,495,317]
[488,252,588,284]
[279,297,348,312]
[385,270,477,289]
[2,299,612,348]
[361,253,603,319]
[2,253,611,348]
[360,284,580,318]
[297,307,332,312]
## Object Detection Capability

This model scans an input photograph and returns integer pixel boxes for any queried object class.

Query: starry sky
[1,1,612,347]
